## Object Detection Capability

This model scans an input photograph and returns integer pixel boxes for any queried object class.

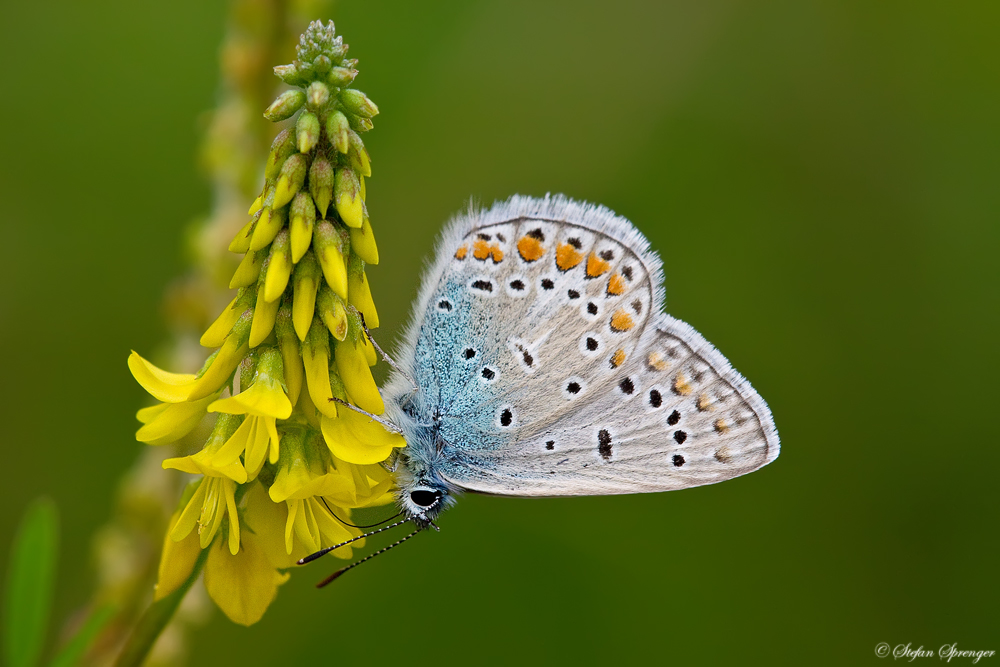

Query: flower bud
[347,255,379,328]
[346,114,373,133]
[275,305,303,405]
[334,167,363,228]
[273,153,308,209]
[289,192,317,264]
[309,156,334,218]
[273,64,308,87]
[326,66,356,87]
[349,211,378,265]
[313,221,348,298]
[230,249,265,289]
[264,89,306,122]
[292,251,321,341]
[263,229,292,302]
[313,55,332,74]
[307,81,330,108]
[296,111,320,153]
[326,110,350,154]
[229,212,258,254]
[201,289,252,348]
[249,205,287,252]
[302,318,338,418]
[346,130,371,177]
[250,272,281,347]
[317,286,348,341]
[339,89,378,118]
[265,128,296,181]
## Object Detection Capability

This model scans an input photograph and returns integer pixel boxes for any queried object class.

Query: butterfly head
[400,481,450,526]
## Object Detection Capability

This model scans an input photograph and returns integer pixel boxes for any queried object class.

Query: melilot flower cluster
[128,21,405,625]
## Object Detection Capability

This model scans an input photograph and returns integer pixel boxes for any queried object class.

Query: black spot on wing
[598,429,612,461]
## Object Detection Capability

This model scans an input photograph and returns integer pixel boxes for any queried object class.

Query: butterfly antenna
[297,517,415,565]
[319,496,402,530]
[316,528,421,588]
[356,310,419,392]
[327,397,403,434]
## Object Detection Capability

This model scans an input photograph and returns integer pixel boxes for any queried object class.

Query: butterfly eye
[409,489,441,508]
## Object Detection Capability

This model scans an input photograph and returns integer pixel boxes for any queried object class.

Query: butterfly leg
[358,312,419,392]
[328,396,404,434]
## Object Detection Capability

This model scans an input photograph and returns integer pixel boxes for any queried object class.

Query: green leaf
[48,605,115,667]
[3,497,59,667]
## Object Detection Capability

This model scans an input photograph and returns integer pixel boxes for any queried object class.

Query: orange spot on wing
[714,419,731,435]
[697,393,713,411]
[455,245,468,260]
[517,236,545,262]
[473,239,504,264]
[607,273,626,296]
[647,351,669,371]
[555,243,583,271]
[610,348,626,368]
[673,374,692,396]
[610,309,634,332]
[586,252,611,277]
[472,239,491,260]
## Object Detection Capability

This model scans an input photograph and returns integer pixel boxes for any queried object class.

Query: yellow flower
[162,413,247,482]
[208,347,292,478]
[157,483,293,626]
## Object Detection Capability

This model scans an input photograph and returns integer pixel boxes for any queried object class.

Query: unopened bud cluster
[127,21,404,626]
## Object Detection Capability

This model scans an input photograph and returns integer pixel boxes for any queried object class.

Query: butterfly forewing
[388,195,778,497]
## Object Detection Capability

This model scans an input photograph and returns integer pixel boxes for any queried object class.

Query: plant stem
[113,547,210,667]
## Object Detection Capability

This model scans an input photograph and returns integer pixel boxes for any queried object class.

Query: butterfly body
[384,195,779,525]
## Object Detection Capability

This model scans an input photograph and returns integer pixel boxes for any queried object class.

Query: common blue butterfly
[303,194,779,577]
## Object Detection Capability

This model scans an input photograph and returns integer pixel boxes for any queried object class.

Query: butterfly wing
[386,194,778,496]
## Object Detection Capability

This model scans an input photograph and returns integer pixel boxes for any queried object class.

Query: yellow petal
[289,213,314,264]
[320,410,404,465]
[302,333,338,418]
[209,377,292,419]
[154,510,202,601]
[128,351,197,403]
[249,289,280,347]
[229,249,265,289]
[349,215,379,265]
[188,335,250,402]
[248,195,263,216]
[170,479,207,543]
[229,218,255,254]
[249,207,283,252]
[203,533,289,626]
[200,296,241,348]
[334,342,384,414]
[264,246,291,302]
[136,393,216,446]
[316,241,348,299]
[347,269,379,329]
[293,270,320,342]
[336,192,363,228]
[278,331,303,406]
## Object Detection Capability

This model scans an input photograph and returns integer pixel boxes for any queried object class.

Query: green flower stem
[114,546,210,667]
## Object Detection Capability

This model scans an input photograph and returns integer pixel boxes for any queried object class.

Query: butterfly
[302,194,779,580]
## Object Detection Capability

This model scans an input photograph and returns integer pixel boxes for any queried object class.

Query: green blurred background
[1,1,997,665]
